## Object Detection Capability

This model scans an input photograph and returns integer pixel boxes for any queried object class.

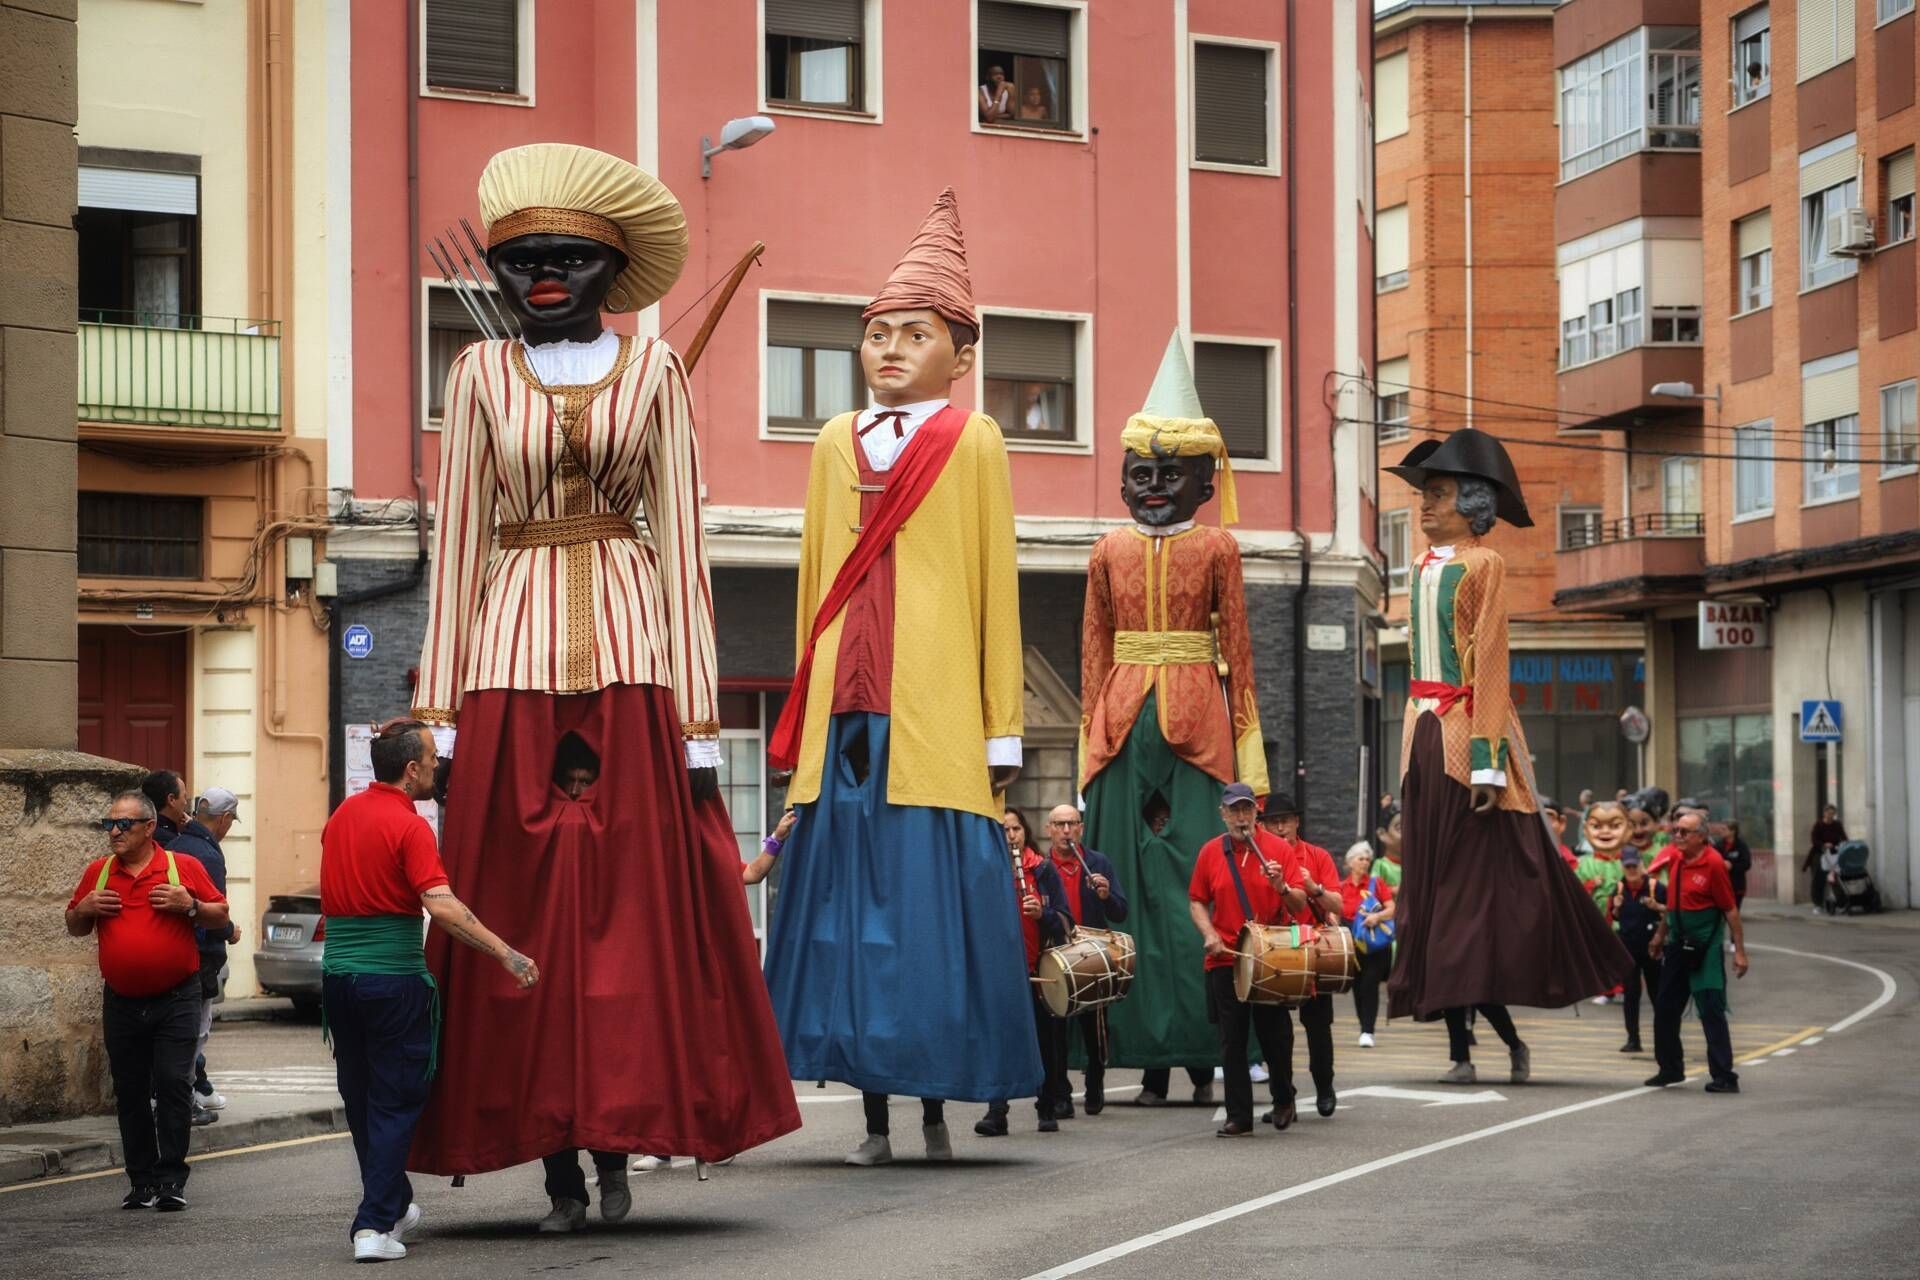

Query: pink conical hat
[863,188,976,332]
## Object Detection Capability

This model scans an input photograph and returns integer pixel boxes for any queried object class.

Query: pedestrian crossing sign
[1799,700,1843,743]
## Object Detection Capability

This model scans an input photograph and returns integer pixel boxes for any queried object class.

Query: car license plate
[270,924,304,943]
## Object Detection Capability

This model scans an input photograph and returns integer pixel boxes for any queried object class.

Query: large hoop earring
[605,286,633,314]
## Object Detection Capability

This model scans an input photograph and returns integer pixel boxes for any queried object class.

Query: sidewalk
[1743,902,1920,930]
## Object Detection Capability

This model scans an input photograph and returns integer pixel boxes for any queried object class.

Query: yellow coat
[789,410,1024,819]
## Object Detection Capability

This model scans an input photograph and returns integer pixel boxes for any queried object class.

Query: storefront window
[1678,712,1773,852]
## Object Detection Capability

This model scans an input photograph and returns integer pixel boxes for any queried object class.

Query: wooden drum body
[1233,923,1318,1006]
[1312,925,1359,994]
[1035,927,1137,1018]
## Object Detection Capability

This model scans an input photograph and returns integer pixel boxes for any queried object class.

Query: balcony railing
[1561,511,1704,551]
[78,312,281,431]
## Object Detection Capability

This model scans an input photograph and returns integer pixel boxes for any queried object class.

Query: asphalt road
[4,914,1915,1279]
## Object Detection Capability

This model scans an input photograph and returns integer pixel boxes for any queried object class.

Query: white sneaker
[537,1197,588,1233]
[631,1155,672,1173]
[845,1135,892,1166]
[199,1091,228,1111]
[1249,1063,1270,1083]
[352,1230,406,1262]
[392,1202,422,1244]
[922,1122,953,1161]
[1358,1033,1376,1049]
[1591,995,1611,1005]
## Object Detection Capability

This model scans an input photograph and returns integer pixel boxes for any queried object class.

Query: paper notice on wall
[344,722,455,832]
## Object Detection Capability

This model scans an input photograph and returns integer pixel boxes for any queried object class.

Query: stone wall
[0,750,143,1124]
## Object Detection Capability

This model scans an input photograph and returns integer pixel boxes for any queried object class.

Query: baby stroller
[1823,841,1882,915]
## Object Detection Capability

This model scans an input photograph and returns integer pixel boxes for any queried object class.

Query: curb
[0,1103,347,1189]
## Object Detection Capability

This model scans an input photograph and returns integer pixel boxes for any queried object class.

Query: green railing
[78,312,281,431]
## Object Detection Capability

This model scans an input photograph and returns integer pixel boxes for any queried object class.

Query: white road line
[1802,1035,1824,1045]
[1772,1048,1796,1057]
[1023,941,1901,1280]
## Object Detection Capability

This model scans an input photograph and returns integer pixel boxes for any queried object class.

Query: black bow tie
[860,410,910,439]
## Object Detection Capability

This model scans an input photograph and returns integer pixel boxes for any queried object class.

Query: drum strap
[1222,839,1257,925]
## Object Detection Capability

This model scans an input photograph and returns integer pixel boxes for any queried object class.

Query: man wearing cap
[1257,797,1344,1117]
[1187,783,1306,1136]
[1080,332,1270,1107]
[1383,430,1632,1085]
[1605,844,1664,1055]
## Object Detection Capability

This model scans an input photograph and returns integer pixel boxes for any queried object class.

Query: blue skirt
[765,712,1043,1102]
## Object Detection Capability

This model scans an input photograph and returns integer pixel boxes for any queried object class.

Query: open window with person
[982,314,1077,442]
[977,1,1073,132]
[1885,149,1916,244]
[1731,5,1769,107]
[765,0,866,113]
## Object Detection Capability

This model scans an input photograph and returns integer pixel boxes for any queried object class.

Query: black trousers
[1351,946,1393,1035]
[104,975,200,1191]
[1620,949,1662,1044]
[1443,1004,1521,1064]
[1076,1013,1103,1090]
[1205,968,1292,1129]
[862,1094,944,1136]
[325,973,435,1238]
[542,1149,627,1204]
[988,995,1072,1118]
[1652,952,1737,1085]
[1299,993,1334,1095]
[1140,1065,1216,1097]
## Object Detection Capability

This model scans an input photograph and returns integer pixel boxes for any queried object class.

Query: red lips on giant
[528,282,571,305]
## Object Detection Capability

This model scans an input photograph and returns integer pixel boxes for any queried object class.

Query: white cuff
[1469,768,1508,788]
[985,736,1023,768]
[685,739,722,770]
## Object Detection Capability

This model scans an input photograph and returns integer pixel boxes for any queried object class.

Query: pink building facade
[325,0,1382,854]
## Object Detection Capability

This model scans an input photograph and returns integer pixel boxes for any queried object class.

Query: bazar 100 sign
[1697,601,1769,650]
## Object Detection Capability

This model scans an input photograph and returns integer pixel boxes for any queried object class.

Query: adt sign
[342,624,375,661]
[1799,700,1842,743]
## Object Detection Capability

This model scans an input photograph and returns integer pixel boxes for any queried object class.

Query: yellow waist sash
[1111,630,1214,665]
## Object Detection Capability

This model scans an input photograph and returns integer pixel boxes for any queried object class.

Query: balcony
[78,313,281,434]
[1557,342,1702,431]
[1553,511,1705,613]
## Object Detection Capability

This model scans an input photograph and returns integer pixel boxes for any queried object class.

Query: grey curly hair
[1453,476,1498,536]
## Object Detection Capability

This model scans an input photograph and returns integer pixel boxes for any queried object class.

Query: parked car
[256,885,323,1015]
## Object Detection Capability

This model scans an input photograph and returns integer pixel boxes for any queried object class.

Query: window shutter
[1194,44,1270,166]
[1888,150,1916,202]
[1375,51,1409,141]
[428,288,485,331]
[1802,355,1860,423]
[1377,356,1410,397]
[1733,4,1769,44]
[767,300,866,349]
[426,0,519,94]
[1376,204,1410,277]
[1796,0,1840,82]
[983,315,1076,380]
[766,0,864,43]
[1800,142,1857,197]
[1194,342,1270,460]
[1736,211,1771,258]
[78,167,198,215]
[978,1,1071,58]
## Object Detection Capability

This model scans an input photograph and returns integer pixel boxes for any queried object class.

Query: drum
[1233,923,1318,1006]
[1034,927,1137,1018]
[1312,925,1358,994]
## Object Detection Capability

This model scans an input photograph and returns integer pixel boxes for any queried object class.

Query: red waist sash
[1408,679,1473,717]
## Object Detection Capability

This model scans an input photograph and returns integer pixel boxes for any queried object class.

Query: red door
[77,626,189,773]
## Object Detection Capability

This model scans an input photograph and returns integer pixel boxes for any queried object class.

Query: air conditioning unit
[1829,205,1876,257]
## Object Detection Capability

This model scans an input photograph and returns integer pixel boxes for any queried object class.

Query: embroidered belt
[496,512,638,550]
[1408,678,1473,717]
[1112,630,1215,665]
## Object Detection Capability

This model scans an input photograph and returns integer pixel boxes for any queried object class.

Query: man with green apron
[1645,811,1749,1094]
[321,720,539,1262]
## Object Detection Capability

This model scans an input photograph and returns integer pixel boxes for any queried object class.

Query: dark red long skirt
[1387,711,1633,1021]
[407,684,801,1175]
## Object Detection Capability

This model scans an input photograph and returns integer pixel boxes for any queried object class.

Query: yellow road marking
[0,1130,350,1195]
[1736,1025,1822,1064]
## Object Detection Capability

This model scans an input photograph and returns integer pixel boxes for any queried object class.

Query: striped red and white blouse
[411,335,718,757]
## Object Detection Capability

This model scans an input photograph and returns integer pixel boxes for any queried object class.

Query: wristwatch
[186,897,200,921]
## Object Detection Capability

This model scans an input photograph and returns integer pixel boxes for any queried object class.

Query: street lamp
[701,115,776,179]
[1648,381,1721,409]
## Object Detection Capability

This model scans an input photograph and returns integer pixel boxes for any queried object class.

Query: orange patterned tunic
[1079,526,1269,795]
[411,336,717,751]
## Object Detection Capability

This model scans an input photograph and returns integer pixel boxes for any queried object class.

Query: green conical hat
[1139,331,1206,420]
[1120,330,1238,525]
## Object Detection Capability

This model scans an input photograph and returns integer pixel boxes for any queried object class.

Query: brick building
[1550,0,1919,905]
[1373,0,1643,809]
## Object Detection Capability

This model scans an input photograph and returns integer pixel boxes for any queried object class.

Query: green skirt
[1077,695,1229,1070]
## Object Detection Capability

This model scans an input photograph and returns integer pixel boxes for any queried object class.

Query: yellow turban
[1120,333,1238,526]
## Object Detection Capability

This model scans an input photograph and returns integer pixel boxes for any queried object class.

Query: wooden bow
[679,241,766,373]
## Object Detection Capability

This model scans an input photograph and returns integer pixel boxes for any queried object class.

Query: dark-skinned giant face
[1122,452,1216,528]
[488,233,630,344]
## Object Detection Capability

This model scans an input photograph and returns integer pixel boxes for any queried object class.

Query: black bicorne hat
[1385,427,1534,528]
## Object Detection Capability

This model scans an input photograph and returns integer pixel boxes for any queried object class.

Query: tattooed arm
[420,888,539,989]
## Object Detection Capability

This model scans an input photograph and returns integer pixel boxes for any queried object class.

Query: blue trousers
[325,973,434,1238]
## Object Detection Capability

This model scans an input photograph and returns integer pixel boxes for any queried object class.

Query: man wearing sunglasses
[66,791,230,1213]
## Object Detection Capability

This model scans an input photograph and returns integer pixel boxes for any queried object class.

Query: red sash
[768,405,969,770]
[1408,678,1473,717]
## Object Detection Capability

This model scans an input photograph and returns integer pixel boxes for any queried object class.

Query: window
[765,0,866,112]
[1732,5,1770,106]
[1804,416,1860,502]
[766,300,864,432]
[1376,204,1409,291]
[1677,713,1773,855]
[1650,305,1700,343]
[1193,341,1271,460]
[1661,456,1702,521]
[1736,212,1772,311]
[423,0,524,97]
[426,287,486,423]
[1380,509,1410,592]
[1375,51,1409,142]
[1376,357,1410,444]
[1798,0,1857,82]
[1557,226,1705,368]
[1733,422,1773,516]
[1558,28,1700,181]
[1886,150,1916,244]
[1193,42,1272,168]
[79,493,203,579]
[1559,506,1603,550]
[977,2,1074,132]
[1881,380,1918,471]
[1802,179,1861,290]
[76,166,201,324]
[982,314,1077,441]
[1881,0,1917,23]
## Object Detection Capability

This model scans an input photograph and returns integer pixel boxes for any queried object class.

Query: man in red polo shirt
[1258,797,1345,1119]
[1188,783,1307,1137]
[66,790,230,1213]
[1645,811,1749,1093]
